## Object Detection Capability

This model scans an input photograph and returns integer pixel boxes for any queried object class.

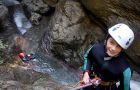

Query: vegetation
[0,39,8,64]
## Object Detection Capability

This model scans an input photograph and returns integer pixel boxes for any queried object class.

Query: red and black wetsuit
[83,43,132,90]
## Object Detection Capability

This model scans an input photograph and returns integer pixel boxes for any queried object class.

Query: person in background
[18,51,35,63]
[82,23,134,90]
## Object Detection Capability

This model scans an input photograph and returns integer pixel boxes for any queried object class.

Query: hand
[82,72,90,84]
[90,77,101,87]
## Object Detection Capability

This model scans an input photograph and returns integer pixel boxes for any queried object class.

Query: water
[131,71,140,90]
[27,52,140,89]
[2,0,20,6]
[13,10,32,34]
[3,0,32,34]
[29,53,79,85]
[130,80,140,90]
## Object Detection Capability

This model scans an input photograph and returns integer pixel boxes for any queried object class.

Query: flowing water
[2,1,140,89]
[29,52,80,86]
[13,7,32,34]
[13,8,32,34]
[27,52,140,89]
[3,0,32,34]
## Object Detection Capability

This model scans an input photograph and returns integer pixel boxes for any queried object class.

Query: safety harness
[69,71,117,90]
[70,73,117,90]
[80,72,117,86]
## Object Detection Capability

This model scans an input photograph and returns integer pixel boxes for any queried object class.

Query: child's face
[106,37,122,57]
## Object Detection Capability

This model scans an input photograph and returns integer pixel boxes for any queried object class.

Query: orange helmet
[18,52,25,59]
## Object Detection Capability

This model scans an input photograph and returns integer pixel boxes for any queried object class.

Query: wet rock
[13,65,42,84]
[0,5,8,21]
[43,0,58,7]
[0,65,14,80]
[0,5,19,39]
[0,64,69,90]
[8,35,29,55]
[0,5,8,32]
[81,0,140,74]
[22,0,50,14]
[42,0,105,68]
[33,78,68,90]
[0,80,23,90]
[30,12,42,25]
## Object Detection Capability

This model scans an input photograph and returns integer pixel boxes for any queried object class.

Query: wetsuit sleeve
[120,68,132,90]
[83,46,94,71]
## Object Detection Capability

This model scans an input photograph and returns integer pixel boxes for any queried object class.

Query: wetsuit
[22,54,35,63]
[83,43,132,90]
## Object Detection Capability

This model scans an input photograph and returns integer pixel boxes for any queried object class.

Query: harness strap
[90,72,117,86]
[100,81,117,86]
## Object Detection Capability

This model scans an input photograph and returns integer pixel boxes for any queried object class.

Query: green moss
[0,40,8,64]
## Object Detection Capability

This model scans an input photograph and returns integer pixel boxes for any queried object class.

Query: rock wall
[0,0,140,89]
[81,0,140,73]
[42,0,105,68]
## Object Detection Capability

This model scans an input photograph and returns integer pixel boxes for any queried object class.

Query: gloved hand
[90,77,101,87]
[82,72,90,84]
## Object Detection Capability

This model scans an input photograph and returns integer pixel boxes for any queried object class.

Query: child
[18,51,35,64]
[82,23,134,90]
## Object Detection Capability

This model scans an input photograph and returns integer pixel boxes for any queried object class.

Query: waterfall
[2,0,32,34]
[13,7,32,34]
[29,53,79,85]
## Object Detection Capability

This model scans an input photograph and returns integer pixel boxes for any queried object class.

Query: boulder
[42,0,105,68]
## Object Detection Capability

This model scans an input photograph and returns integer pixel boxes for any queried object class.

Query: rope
[70,82,92,90]
[69,81,81,88]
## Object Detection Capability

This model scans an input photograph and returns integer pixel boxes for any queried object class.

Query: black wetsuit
[22,54,35,63]
[83,43,132,90]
